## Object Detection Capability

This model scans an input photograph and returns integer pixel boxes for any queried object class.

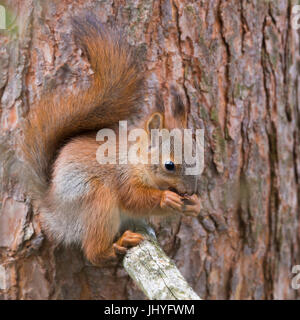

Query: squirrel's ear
[146,112,164,134]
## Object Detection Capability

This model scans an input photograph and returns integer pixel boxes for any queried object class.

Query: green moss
[210,107,219,123]
[270,53,278,68]
[201,71,212,88]
[234,83,242,99]
[268,28,279,68]
[184,65,189,79]
[200,107,208,120]
[224,126,230,140]
[198,35,206,48]
[213,127,226,155]
[185,5,195,15]
[234,83,249,100]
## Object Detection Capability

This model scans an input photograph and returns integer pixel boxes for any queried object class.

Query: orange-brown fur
[19,13,201,264]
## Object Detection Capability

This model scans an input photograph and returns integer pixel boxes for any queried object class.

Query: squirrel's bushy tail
[20,14,144,197]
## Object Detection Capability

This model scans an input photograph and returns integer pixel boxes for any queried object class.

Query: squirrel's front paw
[160,190,184,212]
[113,230,144,256]
[182,194,201,217]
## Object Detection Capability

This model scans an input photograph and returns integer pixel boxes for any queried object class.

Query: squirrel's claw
[161,191,201,217]
[113,243,128,255]
[182,194,201,217]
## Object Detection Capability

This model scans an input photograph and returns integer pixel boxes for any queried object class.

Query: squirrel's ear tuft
[170,86,187,128]
[170,86,185,117]
[155,90,165,113]
[146,112,164,134]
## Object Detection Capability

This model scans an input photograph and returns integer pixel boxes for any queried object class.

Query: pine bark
[0,0,299,300]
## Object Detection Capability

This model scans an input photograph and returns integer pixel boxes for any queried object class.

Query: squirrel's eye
[165,161,175,171]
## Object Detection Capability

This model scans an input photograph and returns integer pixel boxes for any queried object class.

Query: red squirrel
[19,14,201,265]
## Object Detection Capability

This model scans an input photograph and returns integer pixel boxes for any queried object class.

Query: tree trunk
[0,0,299,300]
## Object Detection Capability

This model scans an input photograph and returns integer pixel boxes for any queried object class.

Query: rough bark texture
[0,0,299,300]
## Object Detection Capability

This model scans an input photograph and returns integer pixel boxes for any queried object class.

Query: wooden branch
[123,226,201,300]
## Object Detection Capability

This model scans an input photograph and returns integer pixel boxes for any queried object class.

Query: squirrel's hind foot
[113,230,144,256]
